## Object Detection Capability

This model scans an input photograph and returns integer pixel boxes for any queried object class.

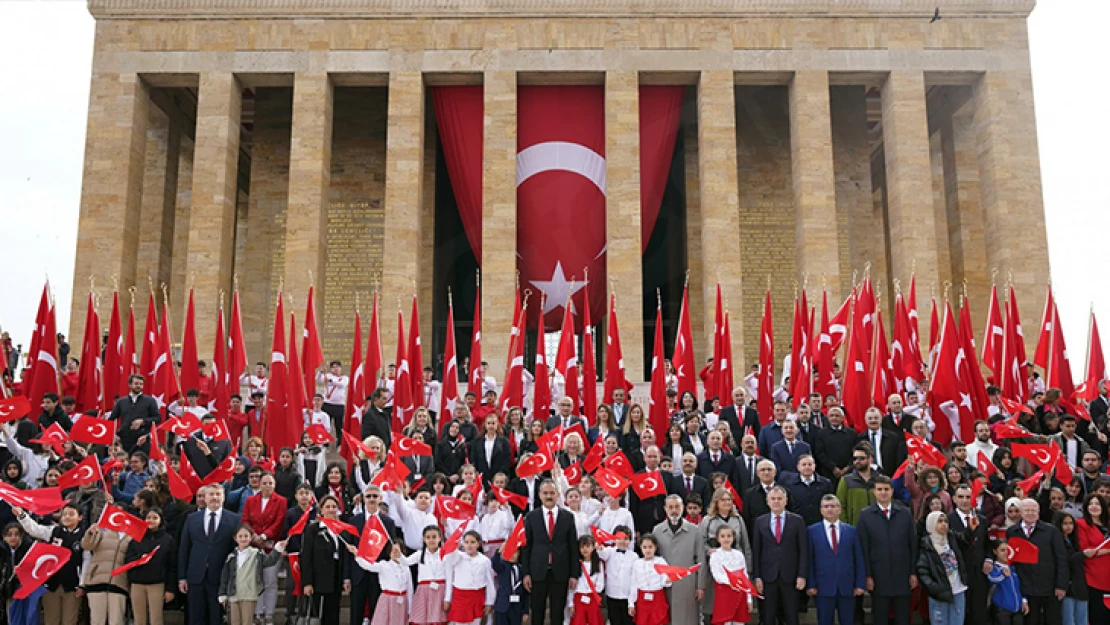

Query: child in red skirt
[348,541,413,625]
[628,534,672,625]
[443,531,496,625]
[708,525,754,625]
[405,525,448,625]
[568,535,606,625]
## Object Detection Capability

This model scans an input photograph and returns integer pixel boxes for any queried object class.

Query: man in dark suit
[856,475,918,625]
[521,479,580,625]
[743,459,779,537]
[735,433,765,493]
[545,396,587,432]
[1006,498,1068,625]
[813,407,857,483]
[769,420,811,472]
[345,484,400,625]
[697,430,738,480]
[782,454,833,526]
[752,486,808,625]
[949,484,991,625]
[719,386,762,440]
[674,452,712,506]
[628,447,675,536]
[806,393,828,429]
[178,484,240,625]
[111,374,162,451]
[508,472,544,515]
[858,408,906,477]
[610,388,631,427]
[360,388,393,448]
[1089,381,1109,424]
[806,495,865,625]
[881,394,917,433]
[179,413,232,479]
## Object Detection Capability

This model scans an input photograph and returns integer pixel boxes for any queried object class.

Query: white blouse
[598,546,639,600]
[627,557,672,607]
[444,551,496,606]
[403,548,447,583]
[709,548,747,584]
[569,560,606,598]
[353,558,414,606]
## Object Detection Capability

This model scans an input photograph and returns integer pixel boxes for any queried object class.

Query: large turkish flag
[517,85,606,331]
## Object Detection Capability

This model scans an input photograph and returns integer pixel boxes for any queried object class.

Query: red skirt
[712,582,752,624]
[447,587,486,622]
[570,592,604,625]
[633,588,670,625]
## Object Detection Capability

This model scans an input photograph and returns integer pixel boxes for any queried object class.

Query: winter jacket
[217,547,283,601]
[915,536,967,603]
[124,528,177,586]
[81,528,132,591]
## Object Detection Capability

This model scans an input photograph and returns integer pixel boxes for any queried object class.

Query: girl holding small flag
[405,525,448,625]
[123,507,177,625]
[627,534,672,625]
[348,541,413,625]
[567,534,605,625]
[443,531,495,625]
[709,525,753,625]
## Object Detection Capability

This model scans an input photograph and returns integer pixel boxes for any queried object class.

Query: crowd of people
[0,350,1107,625]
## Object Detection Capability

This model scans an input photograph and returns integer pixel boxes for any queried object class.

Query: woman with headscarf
[1002,497,1023,529]
[916,510,969,625]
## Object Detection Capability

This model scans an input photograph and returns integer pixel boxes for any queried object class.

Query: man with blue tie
[178,484,241,625]
[769,420,811,472]
[807,495,865,625]
[752,486,808,625]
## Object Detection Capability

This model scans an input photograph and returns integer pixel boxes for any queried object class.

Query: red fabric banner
[432,84,683,330]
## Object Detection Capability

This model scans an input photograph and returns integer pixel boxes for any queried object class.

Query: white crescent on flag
[516,141,606,194]
[31,555,58,580]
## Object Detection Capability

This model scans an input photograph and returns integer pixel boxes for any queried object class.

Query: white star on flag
[531,261,586,316]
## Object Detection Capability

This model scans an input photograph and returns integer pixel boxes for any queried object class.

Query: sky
[0,1,1106,380]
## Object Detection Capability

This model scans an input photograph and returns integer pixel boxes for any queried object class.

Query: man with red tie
[806,495,866,625]
[856,475,918,625]
[521,480,580,625]
[752,486,808,625]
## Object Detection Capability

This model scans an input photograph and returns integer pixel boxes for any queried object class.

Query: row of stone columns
[69,68,1049,383]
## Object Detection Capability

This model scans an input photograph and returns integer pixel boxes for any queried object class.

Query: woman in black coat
[915,510,968,614]
[300,494,355,625]
[435,420,468,480]
[124,507,177,625]
[272,447,302,506]
[312,463,354,518]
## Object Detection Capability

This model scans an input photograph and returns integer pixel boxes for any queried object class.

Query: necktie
[207,512,216,537]
[774,515,783,543]
[830,524,839,553]
[547,510,555,540]
[883,507,890,519]
[713,452,719,465]
[787,441,794,455]
[1025,525,1033,538]
[686,477,693,493]
[748,456,755,482]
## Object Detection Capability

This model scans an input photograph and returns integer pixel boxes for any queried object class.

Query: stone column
[186,72,242,357]
[972,70,1050,336]
[169,136,194,336]
[941,110,989,317]
[68,72,149,349]
[481,71,517,369]
[604,71,645,381]
[789,70,841,301]
[881,71,938,345]
[830,86,877,298]
[697,71,745,366]
[284,73,334,322]
[381,71,425,352]
[134,106,181,336]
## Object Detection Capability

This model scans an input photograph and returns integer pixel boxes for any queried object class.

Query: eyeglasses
[365,494,380,499]
[852,456,868,461]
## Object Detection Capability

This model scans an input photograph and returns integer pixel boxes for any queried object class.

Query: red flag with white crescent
[0,396,31,424]
[630,470,667,499]
[13,542,71,599]
[99,503,148,542]
[357,514,390,562]
[57,455,103,490]
[302,287,324,397]
[30,422,68,456]
[70,416,116,446]
[603,293,634,404]
[408,295,424,413]
[501,516,526,560]
[111,546,160,577]
[757,291,774,425]
[440,301,459,421]
[518,86,605,331]
[179,289,200,398]
[228,291,248,391]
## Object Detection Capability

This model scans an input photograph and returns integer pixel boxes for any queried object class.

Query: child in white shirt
[627,534,672,625]
[404,526,448,625]
[568,535,606,625]
[349,541,413,625]
[708,525,753,625]
[598,525,637,625]
[443,532,496,625]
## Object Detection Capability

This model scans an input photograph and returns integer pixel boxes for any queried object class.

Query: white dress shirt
[383,491,439,550]
[598,546,638,599]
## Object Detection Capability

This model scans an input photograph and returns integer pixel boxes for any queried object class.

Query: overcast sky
[0,1,1105,380]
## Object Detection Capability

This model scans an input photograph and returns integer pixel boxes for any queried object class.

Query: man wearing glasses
[345,485,399,625]
[833,443,876,525]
